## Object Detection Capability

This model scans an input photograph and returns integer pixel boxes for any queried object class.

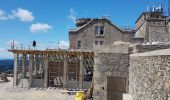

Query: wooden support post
[63,56,68,88]
[43,55,48,88]
[13,53,18,86]
[34,54,38,75]
[28,54,33,87]
[79,55,84,89]
[21,54,26,88]
[22,54,26,78]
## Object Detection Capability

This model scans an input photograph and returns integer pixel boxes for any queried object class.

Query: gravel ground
[0,77,74,100]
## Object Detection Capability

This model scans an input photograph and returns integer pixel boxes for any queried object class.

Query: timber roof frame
[8,49,94,56]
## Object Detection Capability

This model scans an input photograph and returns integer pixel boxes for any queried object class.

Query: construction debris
[1,73,9,82]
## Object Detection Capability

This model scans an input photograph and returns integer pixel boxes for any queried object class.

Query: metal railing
[8,42,69,51]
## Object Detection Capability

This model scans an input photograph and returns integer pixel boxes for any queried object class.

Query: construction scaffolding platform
[9,49,94,89]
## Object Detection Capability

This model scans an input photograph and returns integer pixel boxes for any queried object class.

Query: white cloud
[59,41,69,50]
[12,8,34,22]
[70,8,76,15]
[30,23,53,33]
[0,9,14,20]
[0,48,5,51]
[0,8,34,22]
[68,8,77,23]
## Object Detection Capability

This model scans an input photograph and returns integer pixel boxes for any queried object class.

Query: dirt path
[0,77,74,100]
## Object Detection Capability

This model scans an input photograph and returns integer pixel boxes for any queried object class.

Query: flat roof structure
[8,49,94,56]
[9,49,94,89]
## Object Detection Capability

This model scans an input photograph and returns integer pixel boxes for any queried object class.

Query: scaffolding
[9,50,94,89]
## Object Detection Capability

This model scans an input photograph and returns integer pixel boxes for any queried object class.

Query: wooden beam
[63,56,68,88]
[79,55,84,89]
[28,54,33,87]
[8,49,94,56]
[43,55,49,88]
[13,53,18,86]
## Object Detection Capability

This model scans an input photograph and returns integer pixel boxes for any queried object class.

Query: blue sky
[0,0,169,59]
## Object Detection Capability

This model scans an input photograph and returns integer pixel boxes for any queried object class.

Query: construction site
[9,50,94,89]
[1,0,170,100]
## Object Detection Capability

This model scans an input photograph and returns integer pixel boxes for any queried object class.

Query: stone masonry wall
[93,53,129,100]
[135,17,170,43]
[123,31,135,43]
[132,44,170,53]
[147,20,169,43]
[136,14,145,29]
[69,32,77,50]
[135,22,147,38]
[130,55,170,100]
[149,25,170,43]
[69,19,134,51]
[76,20,124,51]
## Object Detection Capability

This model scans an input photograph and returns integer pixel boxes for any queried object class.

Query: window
[95,41,98,45]
[100,41,104,45]
[95,26,104,35]
[94,41,104,46]
[77,41,81,49]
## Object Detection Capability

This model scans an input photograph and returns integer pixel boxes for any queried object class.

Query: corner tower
[135,5,170,43]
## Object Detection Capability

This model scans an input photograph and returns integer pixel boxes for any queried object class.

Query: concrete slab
[123,94,134,100]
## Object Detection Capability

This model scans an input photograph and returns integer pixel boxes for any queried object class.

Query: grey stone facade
[92,44,170,100]
[130,53,170,100]
[93,44,130,100]
[93,53,129,100]
[69,18,135,51]
[68,10,170,100]
[132,44,170,53]
[134,12,170,43]
[69,12,170,51]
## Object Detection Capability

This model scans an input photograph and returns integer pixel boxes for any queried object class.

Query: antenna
[149,0,163,12]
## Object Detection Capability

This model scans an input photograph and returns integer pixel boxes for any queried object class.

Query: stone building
[92,43,170,100]
[9,5,170,100]
[69,10,170,50]
[93,43,130,100]
[69,18,135,51]
[130,49,170,100]
[68,7,170,100]
[134,11,170,43]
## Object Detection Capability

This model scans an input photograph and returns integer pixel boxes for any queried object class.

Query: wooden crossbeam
[8,49,94,56]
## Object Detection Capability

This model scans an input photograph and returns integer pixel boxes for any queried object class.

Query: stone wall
[69,31,77,50]
[135,13,170,44]
[76,20,124,51]
[93,52,129,100]
[149,25,170,43]
[131,37,144,45]
[69,19,134,51]
[136,14,145,29]
[123,31,135,43]
[169,22,170,34]
[132,44,170,53]
[130,54,170,100]
[135,22,146,38]
[146,20,169,43]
